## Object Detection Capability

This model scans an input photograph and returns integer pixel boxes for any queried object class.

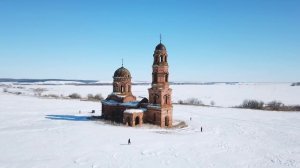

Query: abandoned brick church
[101,41,173,128]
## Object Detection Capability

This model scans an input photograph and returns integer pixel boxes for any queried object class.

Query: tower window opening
[165,116,169,127]
[153,74,157,83]
[153,94,159,104]
[160,56,163,63]
[166,74,169,82]
[164,95,168,104]
[121,86,124,93]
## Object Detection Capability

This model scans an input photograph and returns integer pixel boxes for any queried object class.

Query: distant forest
[291,82,300,86]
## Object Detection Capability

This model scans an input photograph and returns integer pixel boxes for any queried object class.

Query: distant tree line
[68,93,104,101]
[238,99,300,111]
[291,82,300,86]
[178,98,203,105]
[87,93,104,101]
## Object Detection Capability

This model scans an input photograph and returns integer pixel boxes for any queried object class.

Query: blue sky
[0,0,299,82]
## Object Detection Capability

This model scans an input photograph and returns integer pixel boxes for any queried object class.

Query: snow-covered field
[2,83,300,107]
[0,84,300,167]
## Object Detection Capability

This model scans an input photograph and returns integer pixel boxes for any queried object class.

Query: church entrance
[165,116,169,127]
[135,116,140,126]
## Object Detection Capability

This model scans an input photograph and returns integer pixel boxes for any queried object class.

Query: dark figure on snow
[190,117,192,121]
[201,127,203,132]
[128,138,131,145]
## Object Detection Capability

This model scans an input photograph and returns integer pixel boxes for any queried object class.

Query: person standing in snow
[128,138,131,145]
[201,127,203,132]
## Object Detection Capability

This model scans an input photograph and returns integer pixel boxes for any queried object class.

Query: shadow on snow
[45,115,90,121]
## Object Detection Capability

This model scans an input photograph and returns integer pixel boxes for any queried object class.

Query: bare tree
[94,94,104,101]
[241,99,264,109]
[33,88,47,96]
[69,93,81,99]
[87,94,94,100]
[267,101,283,111]
[185,98,203,105]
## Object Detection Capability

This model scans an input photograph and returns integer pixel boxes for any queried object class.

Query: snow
[171,83,300,107]
[108,92,127,98]
[0,84,300,168]
[147,104,161,109]
[124,109,144,114]
[2,83,300,107]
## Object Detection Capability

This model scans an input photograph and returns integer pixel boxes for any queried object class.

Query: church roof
[113,66,131,78]
[155,43,166,50]
[101,99,139,108]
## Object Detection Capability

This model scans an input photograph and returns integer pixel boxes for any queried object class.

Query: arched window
[153,94,159,104]
[164,95,168,104]
[114,84,118,92]
[155,57,158,64]
[121,86,124,93]
[135,116,140,126]
[153,74,157,83]
[160,56,163,62]
[165,116,169,127]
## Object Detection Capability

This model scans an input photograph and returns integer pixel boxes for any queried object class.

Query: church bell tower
[147,36,173,127]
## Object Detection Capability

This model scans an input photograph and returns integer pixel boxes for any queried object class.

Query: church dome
[113,67,131,78]
[155,43,166,50]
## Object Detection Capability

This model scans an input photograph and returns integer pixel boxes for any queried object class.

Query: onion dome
[155,43,166,50]
[113,67,131,78]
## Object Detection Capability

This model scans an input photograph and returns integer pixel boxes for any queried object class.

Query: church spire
[122,58,123,67]
[160,34,162,44]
